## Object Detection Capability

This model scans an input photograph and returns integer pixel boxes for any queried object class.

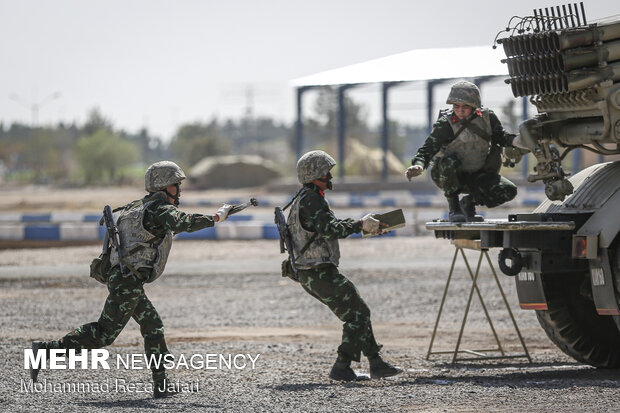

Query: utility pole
[9,91,61,126]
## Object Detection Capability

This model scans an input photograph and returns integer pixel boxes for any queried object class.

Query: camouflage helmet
[446,81,481,109]
[296,150,336,184]
[145,161,186,192]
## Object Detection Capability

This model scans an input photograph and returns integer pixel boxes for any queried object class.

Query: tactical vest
[287,189,340,269]
[109,192,173,283]
[442,108,493,173]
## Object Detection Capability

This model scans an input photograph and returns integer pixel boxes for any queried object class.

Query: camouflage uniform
[43,195,217,383]
[412,108,517,208]
[294,184,381,363]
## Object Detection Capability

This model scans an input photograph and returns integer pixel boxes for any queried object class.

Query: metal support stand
[426,240,531,363]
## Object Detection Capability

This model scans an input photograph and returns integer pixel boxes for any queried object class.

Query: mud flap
[589,249,620,316]
[515,270,548,310]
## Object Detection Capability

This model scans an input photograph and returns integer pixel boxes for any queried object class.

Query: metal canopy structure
[290,45,527,181]
[291,46,508,87]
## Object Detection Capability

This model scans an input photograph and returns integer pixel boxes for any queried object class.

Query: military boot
[329,361,368,382]
[460,195,484,222]
[369,355,403,379]
[447,195,465,222]
[30,341,47,382]
[153,379,179,399]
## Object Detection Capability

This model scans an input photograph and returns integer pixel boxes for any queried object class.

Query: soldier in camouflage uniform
[288,150,402,381]
[406,81,523,222]
[30,161,234,398]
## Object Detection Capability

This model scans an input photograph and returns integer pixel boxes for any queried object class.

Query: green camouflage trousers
[431,154,517,207]
[47,266,169,382]
[297,264,381,363]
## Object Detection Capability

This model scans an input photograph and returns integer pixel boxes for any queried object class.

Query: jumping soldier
[406,81,525,222]
[288,150,403,381]
[30,161,234,398]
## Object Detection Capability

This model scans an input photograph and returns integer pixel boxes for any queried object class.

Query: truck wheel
[535,270,620,368]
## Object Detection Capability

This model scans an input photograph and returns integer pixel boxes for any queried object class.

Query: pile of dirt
[344,139,405,177]
[189,155,281,189]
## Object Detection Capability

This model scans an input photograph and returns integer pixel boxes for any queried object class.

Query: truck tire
[535,270,620,368]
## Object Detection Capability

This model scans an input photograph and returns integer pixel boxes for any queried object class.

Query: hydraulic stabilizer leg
[519,117,574,201]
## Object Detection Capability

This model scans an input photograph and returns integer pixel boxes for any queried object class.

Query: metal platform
[426,217,576,243]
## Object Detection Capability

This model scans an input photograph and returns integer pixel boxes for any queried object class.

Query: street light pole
[9,91,61,126]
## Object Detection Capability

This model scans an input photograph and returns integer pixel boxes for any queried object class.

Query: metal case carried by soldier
[362,209,406,238]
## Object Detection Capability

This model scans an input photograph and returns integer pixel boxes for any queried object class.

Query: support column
[381,82,401,182]
[426,79,454,134]
[337,84,358,181]
[337,86,346,180]
[295,87,306,161]
[381,83,390,182]
[426,80,445,184]
[426,81,438,135]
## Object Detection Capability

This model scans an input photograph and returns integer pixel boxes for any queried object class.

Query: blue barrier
[24,225,60,240]
[380,198,397,207]
[262,224,280,240]
[523,199,541,207]
[415,199,433,207]
[348,195,365,207]
[175,227,217,240]
[227,215,252,222]
[22,214,52,222]
[97,225,107,240]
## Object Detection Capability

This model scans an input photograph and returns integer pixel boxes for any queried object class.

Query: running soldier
[30,161,234,398]
[287,150,402,381]
[406,81,525,222]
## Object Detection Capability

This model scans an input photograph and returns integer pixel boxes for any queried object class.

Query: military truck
[429,5,620,368]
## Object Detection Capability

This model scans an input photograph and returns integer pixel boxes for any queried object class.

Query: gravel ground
[1,237,619,412]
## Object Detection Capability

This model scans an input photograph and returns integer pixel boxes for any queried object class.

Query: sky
[0,0,617,141]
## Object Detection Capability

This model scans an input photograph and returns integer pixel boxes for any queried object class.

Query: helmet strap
[317,172,333,190]
[163,183,180,206]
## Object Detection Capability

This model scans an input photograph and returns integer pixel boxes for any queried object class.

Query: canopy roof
[291,45,508,87]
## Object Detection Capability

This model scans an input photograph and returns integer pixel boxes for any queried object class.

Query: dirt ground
[1,236,619,412]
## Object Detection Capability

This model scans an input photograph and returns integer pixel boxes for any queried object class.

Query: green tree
[25,128,62,182]
[169,120,231,168]
[0,125,63,183]
[305,88,372,149]
[74,129,139,184]
[83,108,113,136]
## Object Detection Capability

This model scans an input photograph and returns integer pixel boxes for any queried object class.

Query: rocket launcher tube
[499,20,620,57]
